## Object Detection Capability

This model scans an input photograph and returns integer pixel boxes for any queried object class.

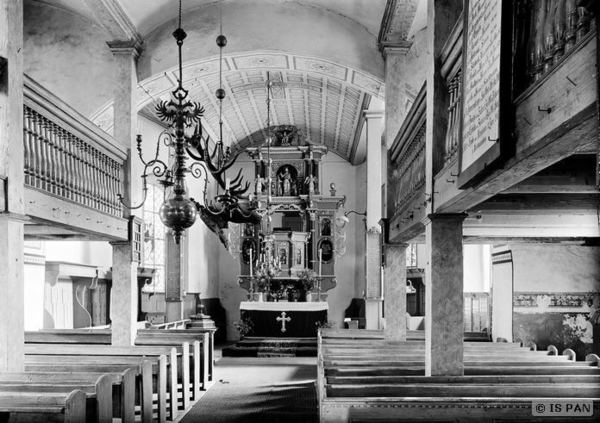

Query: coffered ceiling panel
[96,51,383,163]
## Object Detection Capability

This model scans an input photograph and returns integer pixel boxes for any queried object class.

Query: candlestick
[318,248,322,276]
[249,249,253,277]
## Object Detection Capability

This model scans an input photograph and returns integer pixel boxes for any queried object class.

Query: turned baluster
[47,122,59,195]
[100,155,110,213]
[565,0,578,52]
[91,148,101,210]
[22,107,32,186]
[81,143,92,207]
[32,112,44,190]
[450,73,461,158]
[53,123,65,197]
[534,0,547,80]
[526,2,539,86]
[62,129,74,200]
[444,79,456,164]
[553,0,567,64]
[543,0,556,74]
[54,125,67,198]
[69,134,85,204]
[108,158,119,215]
[576,6,591,42]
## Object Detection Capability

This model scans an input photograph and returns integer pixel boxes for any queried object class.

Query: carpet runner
[222,337,318,357]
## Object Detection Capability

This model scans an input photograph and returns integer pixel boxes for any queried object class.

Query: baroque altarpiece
[236,126,346,302]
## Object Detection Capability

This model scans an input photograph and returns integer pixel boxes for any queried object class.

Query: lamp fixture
[250,72,282,294]
[118,0,251,244]
[335,210,367,228]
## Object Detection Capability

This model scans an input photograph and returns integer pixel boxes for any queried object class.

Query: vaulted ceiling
[37,0,420,163]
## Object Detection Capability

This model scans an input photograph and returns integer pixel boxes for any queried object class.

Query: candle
[249,249,253,277]
[318,248,322,276]
[225,178,231,190]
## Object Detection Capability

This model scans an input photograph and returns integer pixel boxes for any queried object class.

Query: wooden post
[384,243,408,342]
[108,41,142,345]
[423,213,466,376]
[0,0,25,372]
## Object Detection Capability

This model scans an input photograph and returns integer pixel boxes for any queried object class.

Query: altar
[240,301,328,338]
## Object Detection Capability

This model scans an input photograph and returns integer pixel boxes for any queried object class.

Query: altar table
[240,301,328,338]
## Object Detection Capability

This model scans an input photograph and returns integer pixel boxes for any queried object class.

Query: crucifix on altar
[276,312,291,333]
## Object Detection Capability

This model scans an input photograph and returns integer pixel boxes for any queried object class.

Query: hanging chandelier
[251,72,281,290]
[118,0,251,244]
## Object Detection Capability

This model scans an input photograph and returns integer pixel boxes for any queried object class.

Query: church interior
[0,0,599,421]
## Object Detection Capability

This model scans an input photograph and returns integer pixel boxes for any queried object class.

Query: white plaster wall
[24,263,45,330]
[44,241,112,267]
[464,244,491,292]
[512,244,600,293]
[24,1,116,118]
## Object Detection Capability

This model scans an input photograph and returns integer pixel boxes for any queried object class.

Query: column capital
[107,40,144,58]
[381,43,411,59]
[363,110,385,120]
[421,213,468,226]
[386,241,410,249]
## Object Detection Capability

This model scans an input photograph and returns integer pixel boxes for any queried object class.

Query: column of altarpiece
[0,0,25,371]
[109,41,143,346]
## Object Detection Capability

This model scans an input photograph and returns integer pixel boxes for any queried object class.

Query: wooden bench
[0,389,87,422]
[23,358,155,422]
[25,329,111,345]
[24,344,176,422]
[0,370,136,423]
[0,374,112,423]
[135,330,214,391]
[317,330,600,422]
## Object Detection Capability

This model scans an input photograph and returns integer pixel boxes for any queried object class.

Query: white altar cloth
[240,301,328,312]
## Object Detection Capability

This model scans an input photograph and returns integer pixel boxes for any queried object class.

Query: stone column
[165,232,186,321]
[110,241,138,345]
[0,0,24,372]
[108,41,142,345]
[422,213,466,376]
[363,111,384,330]
[384,243,408,342]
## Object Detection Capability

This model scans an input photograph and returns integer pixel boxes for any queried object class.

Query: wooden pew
[0,389,87,422]
[0,374,112,423]
[136,330,213,394]
[317,330,600,422]
[23,359,154,423]
[0,370,136,423]
[23,344,175,422]
[25,329,111,345]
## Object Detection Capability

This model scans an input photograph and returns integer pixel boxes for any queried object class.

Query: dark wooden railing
[513,0,594,97]
[388,83,426,221]
[23,76,126,217]
[440,14,463,168]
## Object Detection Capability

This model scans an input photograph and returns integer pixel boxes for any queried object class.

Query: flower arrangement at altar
[298,269,317,292]
[253,277,269,293]
[233,316,254,339]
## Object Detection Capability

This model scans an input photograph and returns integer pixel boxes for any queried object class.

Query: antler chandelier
[119,0,252,244]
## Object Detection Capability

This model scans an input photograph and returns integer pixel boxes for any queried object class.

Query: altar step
[222,337,318,357]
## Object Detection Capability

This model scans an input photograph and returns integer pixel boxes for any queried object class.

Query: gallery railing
[513,0,595,97]
[388,83,426,222]
[23,75,126,217]
[440,14,463,168]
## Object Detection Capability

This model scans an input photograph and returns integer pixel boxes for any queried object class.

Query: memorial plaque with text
[459,0,511,188]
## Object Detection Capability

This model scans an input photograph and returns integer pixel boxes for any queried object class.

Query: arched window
[143,184,166,292]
